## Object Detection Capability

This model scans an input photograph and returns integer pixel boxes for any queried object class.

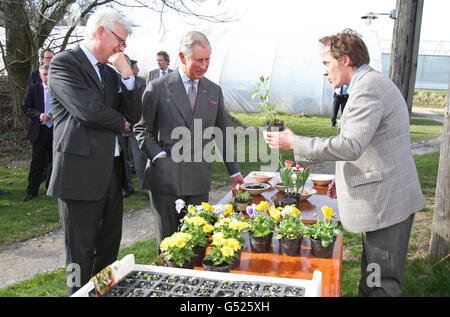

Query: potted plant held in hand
[202,232,241,273]
[273,206,305,256]
[160,232,196,268]
[304,206,342,258]
[251,75,284,132]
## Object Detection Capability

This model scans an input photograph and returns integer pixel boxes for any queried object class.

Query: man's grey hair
[84,8,132,40]
[39,64,50,73]
[179,31,211,58]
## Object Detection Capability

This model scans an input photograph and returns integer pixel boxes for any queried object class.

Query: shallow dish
[250,171,276,183]
[310,174,334,186]
[298,187,317,201]
[272,182,285,193]
[241,182,271,196]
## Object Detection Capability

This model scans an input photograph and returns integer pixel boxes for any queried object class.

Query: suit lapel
[72,45,103,94]
[193,79,209,120]
[166,72,193,127]
[37,85,45,113]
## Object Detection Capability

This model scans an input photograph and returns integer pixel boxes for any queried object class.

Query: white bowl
[310,174,334,186]
[250,171,276,183]
[298,187,317,201]
[241,182,271,196]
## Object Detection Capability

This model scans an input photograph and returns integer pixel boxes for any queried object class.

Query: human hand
[263,127,295,150]
[108,53,133,79]
[327,179,337,199]
[231,174,245,196]
[40,113,51,123]
[125,121,132,133]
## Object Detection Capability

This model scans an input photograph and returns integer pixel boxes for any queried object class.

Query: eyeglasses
[105,27,127,48]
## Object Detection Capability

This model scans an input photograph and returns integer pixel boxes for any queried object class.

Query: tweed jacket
[293,65,426,233]
[135,69,240,196]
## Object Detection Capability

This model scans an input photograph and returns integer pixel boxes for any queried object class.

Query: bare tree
[0,0,234,131]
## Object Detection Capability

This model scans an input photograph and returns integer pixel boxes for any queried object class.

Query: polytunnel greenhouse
[128,27,382,116]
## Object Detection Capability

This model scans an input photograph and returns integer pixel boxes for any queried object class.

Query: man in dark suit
[27,49,54,87]
[47,8,141,295]
[122,57,148,198]
[135,31,244,251]
[22,64,53,201]
[146,51,173,83]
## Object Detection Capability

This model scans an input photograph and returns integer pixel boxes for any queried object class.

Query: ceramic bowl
[272,182,285,193]
[310,174,334,186]
[250,171,276,183]
[241,182,271,196]
[298,187,317,201]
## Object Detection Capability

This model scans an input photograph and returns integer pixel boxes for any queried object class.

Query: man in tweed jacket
[264,29,425,296]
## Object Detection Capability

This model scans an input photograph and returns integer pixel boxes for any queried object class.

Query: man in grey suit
[146,51,173,83]
[135,31,244,251]
[264,29,425,296]
[47,8,141,295]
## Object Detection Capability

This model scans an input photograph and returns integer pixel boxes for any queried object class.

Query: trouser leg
[358,213,415,297]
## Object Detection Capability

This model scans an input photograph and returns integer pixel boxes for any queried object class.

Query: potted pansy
[247,201,277,253]
[251,75,284,131]
[214,214,250,269]
[202,232,241,273]
[278,160,310,207]
[160,231,196,268]
[180,215,215,266]
[175,199,221,225]
[304,206,342,258]
[273,205,305,256]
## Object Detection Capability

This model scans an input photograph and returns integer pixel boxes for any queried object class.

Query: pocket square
[209,101,217,106]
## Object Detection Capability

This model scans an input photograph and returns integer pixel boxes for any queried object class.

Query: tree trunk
[389,0,423,114]
[429,77,450,260]
[2,0,32,131]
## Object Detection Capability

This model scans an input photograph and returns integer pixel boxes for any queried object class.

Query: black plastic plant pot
[279,237,302,256]
[231,249,242,269]
[249,233,273,253]
[202,260,232,273]
[310,238,335,258]
[191,245,207,267]
[167,259,194,269]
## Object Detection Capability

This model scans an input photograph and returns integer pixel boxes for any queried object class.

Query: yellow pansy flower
[212,232,225,246]
[201,202,214,212]
[291,206,301,215]
[176,239,186,249]
[224,204,233,216]
[188,205,196,213]
[224,238,241,251]
[220,246,235,257]
[255,200,269,211]
[203,224,214,233]
[321,206,333,219]
[269,206,281,220]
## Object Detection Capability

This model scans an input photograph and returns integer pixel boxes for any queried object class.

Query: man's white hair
[84,8,132,40]
[179,31,211,58]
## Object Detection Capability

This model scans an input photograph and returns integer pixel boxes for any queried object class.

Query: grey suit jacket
[293,65,425,233]
[146,68,173,84]
[135,69,240,196]
[47,45,141,201]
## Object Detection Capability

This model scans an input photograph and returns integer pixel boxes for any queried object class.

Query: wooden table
[208,172,343,297]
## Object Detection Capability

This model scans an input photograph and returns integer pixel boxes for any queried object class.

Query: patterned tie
[96,62,106,92]
[188,80,197,111]
[162,70,166,77]
[44,85,53,128]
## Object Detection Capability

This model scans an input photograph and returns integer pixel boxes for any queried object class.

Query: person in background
[331,84,349,127]
[146,51,172,83]
[122,57,149,198]
[47,8,141,295]
[135,31,244,252]
[264,29,425,297]
[27,49,54,87]
[21,64,53,202]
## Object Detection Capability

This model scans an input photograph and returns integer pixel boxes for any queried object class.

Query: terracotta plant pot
[167,259,194,269]
[202,260,232,273]
[279,237,302,256]
[191,245,207,267]
[310,238,335,258]
[235,201,251,212]
[249,233,273,253]
[231,249,242,269]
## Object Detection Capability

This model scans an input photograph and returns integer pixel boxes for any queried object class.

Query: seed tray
[99,270,306,297]
[73,254,322,297]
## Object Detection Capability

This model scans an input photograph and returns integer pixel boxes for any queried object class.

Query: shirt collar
[348,64,367,94]
[79,43,100,69]
[178,67,199,86]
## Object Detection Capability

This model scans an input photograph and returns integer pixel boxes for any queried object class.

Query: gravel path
[0,108,444,290]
